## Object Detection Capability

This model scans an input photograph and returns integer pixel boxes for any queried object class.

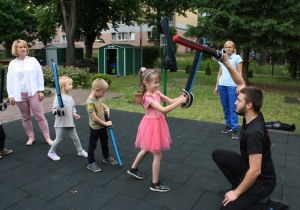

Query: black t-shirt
[240,112,276,184]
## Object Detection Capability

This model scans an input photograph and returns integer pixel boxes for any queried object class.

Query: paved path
[0,90,299,209]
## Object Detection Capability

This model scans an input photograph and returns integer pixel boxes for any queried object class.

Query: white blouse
[7,56,44,102]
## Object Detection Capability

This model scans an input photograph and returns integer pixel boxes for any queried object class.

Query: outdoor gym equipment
[0,68,7,111]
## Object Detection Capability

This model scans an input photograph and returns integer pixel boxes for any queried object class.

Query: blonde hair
[138,67,160,96]
[11,39,29,56]
[59,76,73,95]
[92,78,108,90]
[224,41,237,54]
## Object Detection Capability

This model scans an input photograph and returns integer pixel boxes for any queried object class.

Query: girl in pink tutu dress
[127,67,187,192]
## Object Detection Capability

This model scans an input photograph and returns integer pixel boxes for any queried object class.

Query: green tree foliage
[285,48,300,78]
[205,58,212,76]
[141,0,196,45]
[0,0,38,54]
[186,0,300,82]
[77,0,142,59]
[141,46,161,68]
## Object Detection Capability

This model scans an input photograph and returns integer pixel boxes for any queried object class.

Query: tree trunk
[85,35,96,59]
[60,0,81,66]
[259,52,266,66]
[242,48,250,85]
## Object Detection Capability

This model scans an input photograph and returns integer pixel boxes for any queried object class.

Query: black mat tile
[7,195,62,210]
[143,181,203,210]
[0,163,49,187]
[52,181,117,209]
[20,171,80,201]
[192,191,223,210]
[0,183,30,209]
[101,194,160,210]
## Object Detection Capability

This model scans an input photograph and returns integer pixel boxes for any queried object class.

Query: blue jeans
[218,85,238,131]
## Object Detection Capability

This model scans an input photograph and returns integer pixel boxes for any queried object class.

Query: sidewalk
[0,90,299,209]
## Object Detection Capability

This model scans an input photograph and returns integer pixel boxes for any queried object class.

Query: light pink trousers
[16,92,50,139]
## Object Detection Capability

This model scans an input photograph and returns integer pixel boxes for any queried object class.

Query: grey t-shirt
[53,95,77,127]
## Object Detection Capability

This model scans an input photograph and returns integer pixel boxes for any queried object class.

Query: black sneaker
[103,157,118,165]
[222,125,232,133]
[127,167,145,180]
[267,197,289,210]
[150,181,170,192]
[232,130,239,140]
[219,189,231,197]
[87,162,102,172]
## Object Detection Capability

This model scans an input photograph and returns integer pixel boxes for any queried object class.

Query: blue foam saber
[52,63,64,108]
[105,112,123,166]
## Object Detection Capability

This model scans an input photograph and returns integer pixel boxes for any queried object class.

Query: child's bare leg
[152,151,162,183]
[132,149,149,168]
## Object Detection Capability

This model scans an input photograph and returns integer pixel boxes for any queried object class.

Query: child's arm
[160,93,186,105]
[73,112,80,120]
[89,112,112,127]
[150,95,187,114]
[102,102,110,117]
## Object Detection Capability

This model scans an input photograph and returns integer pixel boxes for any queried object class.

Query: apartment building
[1,11,198,54]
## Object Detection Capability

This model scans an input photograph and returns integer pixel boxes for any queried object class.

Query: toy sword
[0,68,7,111]
[181,38,205,109]
[105,111,123,166]
[173,35,225,61]
[52,63,64,116]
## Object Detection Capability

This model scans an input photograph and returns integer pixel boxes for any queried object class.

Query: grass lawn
[101,54,300,133]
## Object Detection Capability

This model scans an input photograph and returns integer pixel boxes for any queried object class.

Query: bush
[141,46,161,68]
[185,62,191,74]
[43,65,91,88]
[248,69,254,78]
[92,74,112,85]
[0,64,8,99]
[205,59,212,75]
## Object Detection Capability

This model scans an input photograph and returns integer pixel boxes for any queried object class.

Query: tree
[36,5,60,46]
[77,0,142,59]
[0,0,38,55]
[141,0,195,45]
[185,0,300,84]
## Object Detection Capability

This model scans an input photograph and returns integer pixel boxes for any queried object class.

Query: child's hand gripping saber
[181,38,205,109]
[173,35,225,61]
[0,68,7,111]
[52,63,64,116]
[104,111,123,166]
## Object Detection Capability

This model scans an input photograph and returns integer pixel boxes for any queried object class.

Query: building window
[62,35,67,42]
[118,32,127,41]
[51,37,55,44]
[147,31,152,40]
[129,32,135,41]
[111,33,116,41]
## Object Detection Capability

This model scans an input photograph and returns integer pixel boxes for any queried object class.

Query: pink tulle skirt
[135,114,171,152]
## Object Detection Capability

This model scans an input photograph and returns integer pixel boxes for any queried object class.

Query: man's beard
[236,106,247,116]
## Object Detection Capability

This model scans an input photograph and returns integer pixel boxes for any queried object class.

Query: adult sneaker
[150,181,170,192]
[232,130,239,140]
[127,167,145,180]
[0,148,13,156]
[87,162,102,172]
[47,151,61,161]
[78,150,88,157]
[222,125,232,134]
[267,197,289,210]
[103,157,118,165]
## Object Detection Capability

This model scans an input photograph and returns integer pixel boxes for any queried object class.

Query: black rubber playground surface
[1,106,299,209]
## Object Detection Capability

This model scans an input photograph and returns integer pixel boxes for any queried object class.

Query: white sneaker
[78,150,88,157]
[47,151,61,161]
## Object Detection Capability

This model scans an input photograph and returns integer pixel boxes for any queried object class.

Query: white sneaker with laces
[48,151,61,161]
[78,150,88,157]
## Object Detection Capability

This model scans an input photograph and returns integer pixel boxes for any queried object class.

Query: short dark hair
[240,87,263,113]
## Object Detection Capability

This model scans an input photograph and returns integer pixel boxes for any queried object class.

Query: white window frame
[111,33,116,41]
[129,32,135,41]
[62,35,67,42]
[118,32,128,41]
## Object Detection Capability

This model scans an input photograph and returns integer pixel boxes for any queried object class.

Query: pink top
[142,90,163,118]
